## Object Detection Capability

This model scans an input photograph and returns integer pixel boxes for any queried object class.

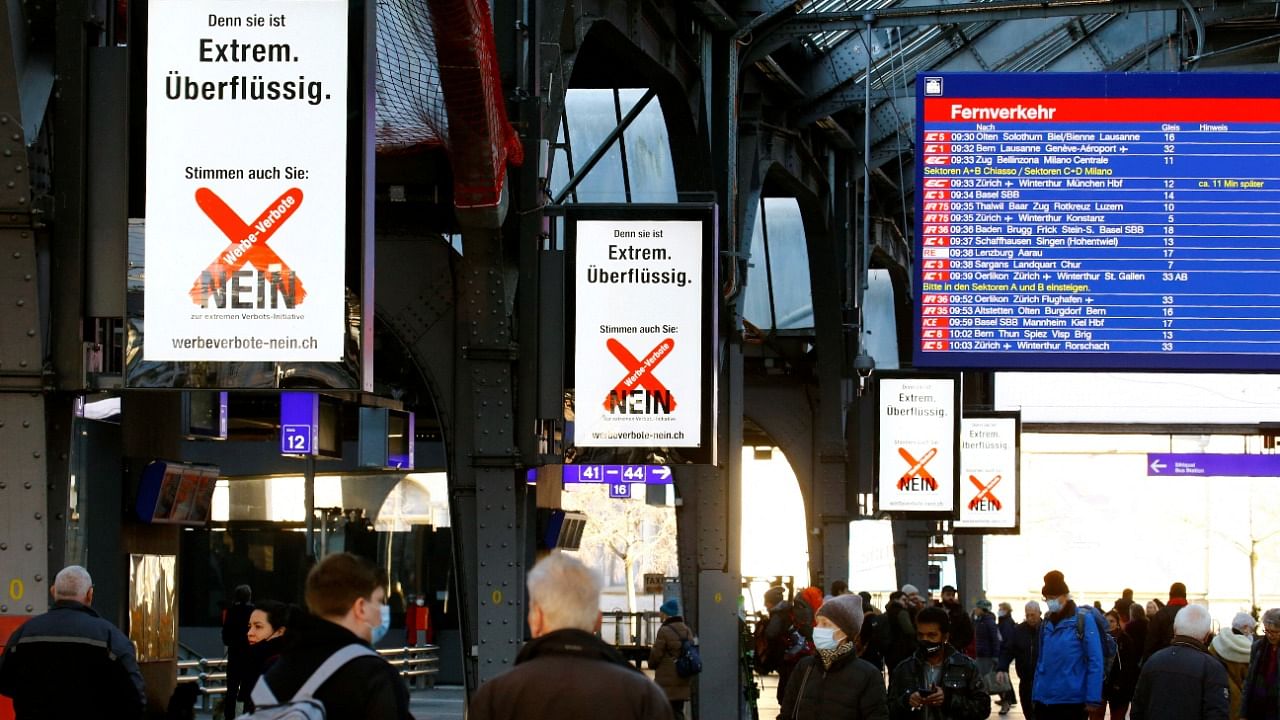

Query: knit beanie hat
[975,599,992,611]
[1042,570,1070,597]
[764,586,785,606]
[816,593,865,641]
[659,598,680,617]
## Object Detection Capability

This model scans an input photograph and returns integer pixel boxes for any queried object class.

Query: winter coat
[1131,636,1229,720]
[997,615,1016,656]
[974,613,1000,659]
[779,645,890,720]
[859,613,885,670]
[222,601,256,669]
[0,601,146,719]
[1209,631,1253,720]
[1126,616,1149,659]
[470,628,673,720]
[888,645,991,720]
[1107,628,1140,704]
[241,634,289,704]
[1144,600,1186,662]
[262,613,412,720]
[997,620,1040,682]
[1239,636,1280,720]
[1033,602,1103,707]
[878,603,917,673]
[943,602,975,654]
[649,616,693,702]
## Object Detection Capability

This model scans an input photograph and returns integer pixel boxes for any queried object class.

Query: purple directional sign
[562,464,673,484]
[1146,453,1280,477]
[608,483,631,498]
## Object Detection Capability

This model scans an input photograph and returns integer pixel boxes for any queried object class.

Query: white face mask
[812,626,839,651]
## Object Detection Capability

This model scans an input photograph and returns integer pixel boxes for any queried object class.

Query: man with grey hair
[1241,607,1280,720]
[0,565,146,718]
[468,551,673,719]
[997,601,1043,719]
[1131,603,1228,719]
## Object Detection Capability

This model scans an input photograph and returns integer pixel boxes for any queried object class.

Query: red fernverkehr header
[923,97,1280,123]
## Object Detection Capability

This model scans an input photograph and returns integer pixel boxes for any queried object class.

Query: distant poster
[955,414,1020,532]
[144,0,349,361]
[574,218,706,448]
[877,375,959,515]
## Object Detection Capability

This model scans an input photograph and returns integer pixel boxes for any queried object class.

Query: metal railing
[176,645,439,711]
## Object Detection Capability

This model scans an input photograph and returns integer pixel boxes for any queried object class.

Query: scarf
[1211,631,1254,664]
[818,641,856,670]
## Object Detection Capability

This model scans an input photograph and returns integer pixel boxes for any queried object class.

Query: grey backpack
[237,643,378,720]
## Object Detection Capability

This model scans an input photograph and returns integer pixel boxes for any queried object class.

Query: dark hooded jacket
[261,613,411,719]
[469,628,673,720]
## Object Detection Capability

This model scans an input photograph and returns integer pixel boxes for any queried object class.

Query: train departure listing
[914,72,1280,371]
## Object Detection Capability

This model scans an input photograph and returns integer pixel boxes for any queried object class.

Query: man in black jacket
[940,585,975,653]
[1131,603,1228,720]
[1142,581,1188,663]
[888,606,991,720]
[469,551,672,719]
[221,584,255,720]
[997,601,1043,720]
[0,565,146,719]
[261,553,411,719]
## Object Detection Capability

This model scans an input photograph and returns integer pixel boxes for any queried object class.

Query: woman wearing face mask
[781,593,889,719]
[239,600,292,715]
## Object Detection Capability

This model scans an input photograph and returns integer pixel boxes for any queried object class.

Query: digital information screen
[914,72,1280,370]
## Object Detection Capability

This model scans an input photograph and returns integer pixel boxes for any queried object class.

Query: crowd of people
[756,572,1280,720]
[8,557,1280,720]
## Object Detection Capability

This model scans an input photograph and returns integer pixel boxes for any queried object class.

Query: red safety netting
[425,0,525,209]
[377,0,449,151]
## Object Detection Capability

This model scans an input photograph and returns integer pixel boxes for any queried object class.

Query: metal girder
[775,0,1259,34]
[0,393,49,616]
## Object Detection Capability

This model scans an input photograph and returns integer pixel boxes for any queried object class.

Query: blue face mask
[369,603,390,644]
[1046,598,1063,614]
[812,626,839,651]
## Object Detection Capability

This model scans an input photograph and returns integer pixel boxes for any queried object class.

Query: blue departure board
[913,73,1280,370]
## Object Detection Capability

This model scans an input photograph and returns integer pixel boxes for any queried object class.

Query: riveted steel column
[0,0,49,619]
[452,230,527,691]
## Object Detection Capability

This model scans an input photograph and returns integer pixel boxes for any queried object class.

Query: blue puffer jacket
[1033,602,1103,706]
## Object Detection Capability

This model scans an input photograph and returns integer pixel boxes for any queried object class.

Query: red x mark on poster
[603,338,677,411]
[897,447,938,490]
[968,474,1003,510]
[187,187,307,304]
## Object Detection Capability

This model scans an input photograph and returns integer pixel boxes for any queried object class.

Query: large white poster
[955,416,1019,529]
[574,219,703,447]
[144,0,348,361]
[877,377,957,513]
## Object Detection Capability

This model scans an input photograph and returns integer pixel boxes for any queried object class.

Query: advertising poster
[574,219,704,448]
[955,415,1020,531]
[877,376,958,514]
[144,0,348,361]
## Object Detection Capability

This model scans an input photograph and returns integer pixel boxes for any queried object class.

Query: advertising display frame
[873,371,961,520]
[565,203,718,466]
[912,71,1280,373]
[130,0,373,390]
[953,411,1021,535]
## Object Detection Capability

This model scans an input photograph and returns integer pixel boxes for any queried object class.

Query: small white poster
[574,219,704,447]
[955,416,1019,529]
[877,377,957,513]
[144,0,349,361]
